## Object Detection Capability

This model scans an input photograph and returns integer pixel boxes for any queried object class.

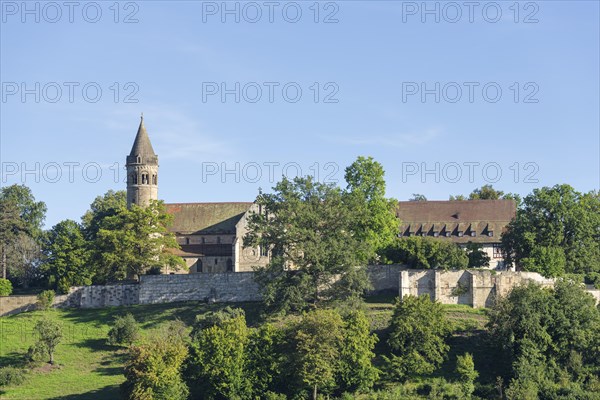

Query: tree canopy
[501,184,600,277]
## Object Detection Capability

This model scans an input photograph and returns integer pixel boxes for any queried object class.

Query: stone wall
[399,269,556,308]
[139,273,260,304]
[366,264,403,293]
[64,284,140,308]
[2,268,597,316]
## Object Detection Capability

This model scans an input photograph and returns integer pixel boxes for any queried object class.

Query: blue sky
[1,0,599,228]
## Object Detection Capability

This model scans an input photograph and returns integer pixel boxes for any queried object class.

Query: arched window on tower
[136,156,141,163]
[142,173,149,184]
[132,174,138,184]
[152,175,157,185]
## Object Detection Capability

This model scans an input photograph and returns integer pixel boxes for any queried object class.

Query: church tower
[126,115,158,208]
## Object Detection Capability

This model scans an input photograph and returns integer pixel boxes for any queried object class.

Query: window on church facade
[227,259,233,272]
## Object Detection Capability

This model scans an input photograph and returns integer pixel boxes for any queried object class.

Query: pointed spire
[129,114,156,157]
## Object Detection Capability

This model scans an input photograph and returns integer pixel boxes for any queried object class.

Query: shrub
[122,321,189,400]
[36,290,55,311]
[0,278,12,296]
[0,366,26,387]
[107,313,140,346]
[34,317,63,364]
[26,342,45,363]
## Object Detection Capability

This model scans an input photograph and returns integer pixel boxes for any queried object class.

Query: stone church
[126,116,269,274]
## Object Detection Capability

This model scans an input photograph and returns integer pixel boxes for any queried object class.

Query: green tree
[122,321,189,400]
[247,323,284,397]
[293,309,344,400]
[0,198,26,280]
[245,176,371,313]
[344,156,399,262]
[93,200,185,282]
[0,278,12,296]
[386,295,451,381]
[0,184,46,239]
[5,234,42,288]
[465,242,490,269]
[408,193,427,201]
[384,236,468,270]
[501,185,600,276]
[487,280,600,396]
[33,317,63,364]
[456,353,478,398]
[187,307,251,399]
[469,184,504,200]
[338,310,379,393]
[81,190,127,240]
[42,220,92,293]
[107,313,140,346]
[36,290,55,311]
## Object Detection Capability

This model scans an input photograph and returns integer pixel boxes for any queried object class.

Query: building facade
[126,118,269,273]
[396,200,517,269]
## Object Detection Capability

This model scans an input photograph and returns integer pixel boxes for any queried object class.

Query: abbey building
[126,117,515,274]
[126,116,269,274]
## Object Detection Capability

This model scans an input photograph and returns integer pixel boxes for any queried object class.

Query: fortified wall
[398,269,555,308]
[1,267,596,316]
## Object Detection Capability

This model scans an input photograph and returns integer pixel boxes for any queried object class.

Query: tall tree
[338,310,379,393]
[501,185,600,276]
[81,190,127,240]
[187,307,251,399]
[122,321,189,400]
[42,220,92,293]
[0,198,25,279]
[385,295,451,381]
[344,156,399,262]
[488,280,600,397]
[0,185,46,281]
[245,176,371,313]
[93,200,185,282]
[293,309,344,400]
[0,184,46,239]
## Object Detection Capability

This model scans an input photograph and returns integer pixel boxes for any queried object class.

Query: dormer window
[136,155,141,163]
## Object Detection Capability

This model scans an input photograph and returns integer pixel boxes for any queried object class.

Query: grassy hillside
[0,299,489,399]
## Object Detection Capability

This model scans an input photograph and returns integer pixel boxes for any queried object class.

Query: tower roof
[129,116,156,157]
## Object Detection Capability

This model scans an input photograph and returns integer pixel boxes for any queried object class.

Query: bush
[0,366,27,387]
[36,290,55,311]
[0,278,12,296]
[107,313,139,346]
